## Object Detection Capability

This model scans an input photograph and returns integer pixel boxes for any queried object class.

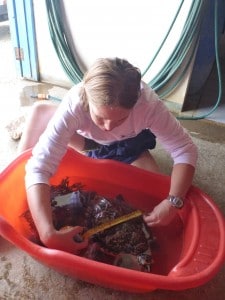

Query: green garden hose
[45,0,223,121]
[177,0,223,120]
[45,0,83,83]
[142,0,185,77]
[150,1,207,96]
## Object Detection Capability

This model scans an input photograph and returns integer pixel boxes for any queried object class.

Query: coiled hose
[177,0,223,120]
[45,0,223,120]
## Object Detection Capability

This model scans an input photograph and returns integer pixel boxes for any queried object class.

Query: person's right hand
[143,199,178,227]
[41,226,88,254]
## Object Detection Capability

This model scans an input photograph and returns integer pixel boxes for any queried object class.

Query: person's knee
[30,101,58,123]
[32,101,55,116]
[132,151,160,173]
[17,102,58,153]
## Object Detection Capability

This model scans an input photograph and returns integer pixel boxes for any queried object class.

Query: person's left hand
[143,199,178,227]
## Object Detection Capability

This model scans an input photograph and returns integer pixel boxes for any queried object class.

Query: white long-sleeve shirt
[25,82,198,189]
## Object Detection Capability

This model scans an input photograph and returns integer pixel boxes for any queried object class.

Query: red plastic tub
[0,148,225,293]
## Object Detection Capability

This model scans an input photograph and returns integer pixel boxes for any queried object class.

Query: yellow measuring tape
[82,209,143,239]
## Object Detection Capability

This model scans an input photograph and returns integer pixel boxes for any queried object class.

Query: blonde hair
[79,57,141,110]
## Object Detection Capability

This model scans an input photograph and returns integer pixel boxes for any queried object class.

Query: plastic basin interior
[0,148,225,293]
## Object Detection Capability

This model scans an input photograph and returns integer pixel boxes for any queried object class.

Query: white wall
[33,0,192,89]
[33,0,72,87]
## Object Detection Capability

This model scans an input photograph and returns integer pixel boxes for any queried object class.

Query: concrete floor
[1,20,225,299]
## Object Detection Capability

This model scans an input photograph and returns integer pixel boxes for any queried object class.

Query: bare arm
[169,163,195,198]
[143,163,195,226]
[26,184,88,253]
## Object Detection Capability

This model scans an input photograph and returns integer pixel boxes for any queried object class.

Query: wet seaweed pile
[21,178,156,272]
[50,178,156,272]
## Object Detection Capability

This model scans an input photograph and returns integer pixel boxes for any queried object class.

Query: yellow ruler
[82,209,142,239]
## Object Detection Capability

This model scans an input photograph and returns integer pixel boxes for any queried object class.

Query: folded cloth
[85,129,156,164]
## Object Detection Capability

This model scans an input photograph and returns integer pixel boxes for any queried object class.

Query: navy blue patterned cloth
[85,129,156,164]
